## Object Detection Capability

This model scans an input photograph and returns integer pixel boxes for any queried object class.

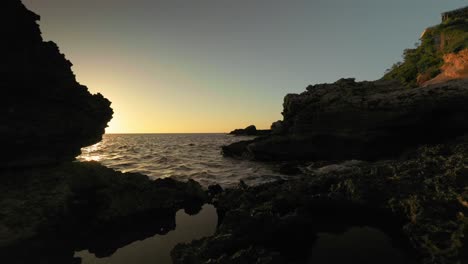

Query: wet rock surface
[1,0,113,167]
[174,138,468,264]
[223,78,468,161]
[0,162,207,264]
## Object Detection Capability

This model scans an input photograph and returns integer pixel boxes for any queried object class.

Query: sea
[78,133,286,188]
[75,133,415,264]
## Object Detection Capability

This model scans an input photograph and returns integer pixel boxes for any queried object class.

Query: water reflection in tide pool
[74,204,217,264]
[308,226,415,264]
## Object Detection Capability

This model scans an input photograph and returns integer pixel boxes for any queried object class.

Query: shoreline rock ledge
[223,78,468,161]
[1,0,113,168]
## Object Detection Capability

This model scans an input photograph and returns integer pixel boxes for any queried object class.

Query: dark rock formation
[229,125,270,136]
[0,2,208,263]
[0,162,207,263]
[1,0,113,167]
[223,78,468,161]
[174,138,468,264]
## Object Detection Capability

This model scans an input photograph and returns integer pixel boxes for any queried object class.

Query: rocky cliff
[423,49,468,86]
[1,0,113,167]
[223,78,468,161]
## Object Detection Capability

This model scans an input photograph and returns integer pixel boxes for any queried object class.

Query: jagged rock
[0,0,113,167]
[174,138,468,264]
[223,78,468,161]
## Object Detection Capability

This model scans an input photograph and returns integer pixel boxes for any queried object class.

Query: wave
[78,134,287,188]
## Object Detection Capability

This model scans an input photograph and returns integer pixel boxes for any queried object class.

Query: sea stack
[1,0,113,167]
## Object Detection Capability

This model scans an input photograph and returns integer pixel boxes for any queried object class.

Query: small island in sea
[1,1,467,264]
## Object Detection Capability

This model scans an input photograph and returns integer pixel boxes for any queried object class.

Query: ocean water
[78,133,286,187]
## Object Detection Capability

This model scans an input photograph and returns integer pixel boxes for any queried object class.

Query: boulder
[223,78,468,161]
[0,0,113,167]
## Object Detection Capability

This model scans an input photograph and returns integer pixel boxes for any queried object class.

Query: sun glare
[79,142,104,161]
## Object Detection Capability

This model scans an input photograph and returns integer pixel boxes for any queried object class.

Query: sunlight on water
[80,142,104,162]
[77,134,287,187]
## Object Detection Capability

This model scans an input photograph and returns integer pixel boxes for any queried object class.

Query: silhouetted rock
[1,0,113,167]
[229,125,270,136]
[0,3,210,263]
[0,162,207,263]
[223,78,468,161]
[174,138,468,264]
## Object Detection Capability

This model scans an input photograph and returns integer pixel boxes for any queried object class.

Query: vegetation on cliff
[383,16,468,87]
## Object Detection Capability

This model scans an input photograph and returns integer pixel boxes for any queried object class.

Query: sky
[23,0,466,133]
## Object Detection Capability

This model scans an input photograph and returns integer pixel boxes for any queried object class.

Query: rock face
[229,125,270,136]
[1,0,113,167]
[174,138,468,264]
[423,49,468,86]
[223,78,468,161]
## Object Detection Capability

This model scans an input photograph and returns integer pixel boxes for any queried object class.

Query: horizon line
[105,132,230,134]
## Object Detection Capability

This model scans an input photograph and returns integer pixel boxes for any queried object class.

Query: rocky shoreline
[1,1,467,264]
[175,138,468,263]
[222,78,468,162]
[213,79,468,264]
[188,20,468,262]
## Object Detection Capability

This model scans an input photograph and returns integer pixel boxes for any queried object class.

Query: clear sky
[23,0,466,133]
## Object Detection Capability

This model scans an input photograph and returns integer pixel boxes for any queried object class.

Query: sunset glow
[22,0,465,133]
